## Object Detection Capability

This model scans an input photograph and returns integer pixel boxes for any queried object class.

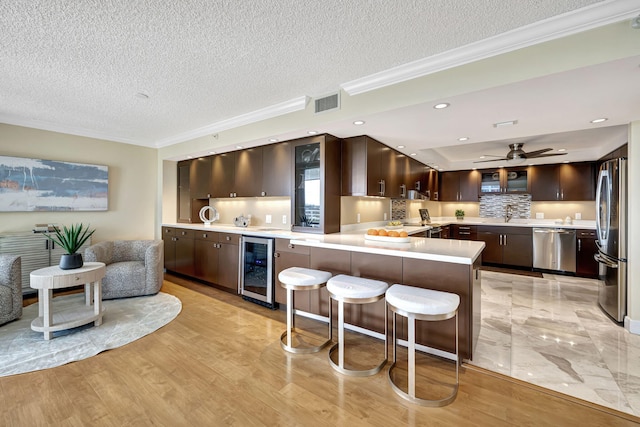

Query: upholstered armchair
[84,240,164,300]
[0,254,22,326]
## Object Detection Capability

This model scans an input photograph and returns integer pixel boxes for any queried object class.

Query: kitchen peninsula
[162,223,485,360]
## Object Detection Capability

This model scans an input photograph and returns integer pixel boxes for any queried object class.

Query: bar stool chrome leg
[386,284,460,407]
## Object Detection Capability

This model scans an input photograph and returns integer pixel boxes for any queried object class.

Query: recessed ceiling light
[397,145,405,149]
[410,153,417,156]
[307,131,318,135]
[236,145,243,149]
[187,155,193,159]
[563,160,570,163]
[208,151,216,155]
[458,137,469,141]
[591,118,608,123]
[558,148,566,152]
[353,120,365,125]
[493,120,518,128]
[433,103,450,109]
[269,138,278,142]
[479,156,486,159]
[135,92,149,99]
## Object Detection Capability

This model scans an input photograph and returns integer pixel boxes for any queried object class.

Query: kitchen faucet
[505,204,514,223]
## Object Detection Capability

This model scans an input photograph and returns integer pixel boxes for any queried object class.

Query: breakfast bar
[162,223,485,360]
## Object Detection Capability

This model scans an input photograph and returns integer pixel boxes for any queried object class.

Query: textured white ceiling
[0,0,609,147]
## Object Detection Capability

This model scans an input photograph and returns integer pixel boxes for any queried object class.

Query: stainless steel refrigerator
[595,158,627,322]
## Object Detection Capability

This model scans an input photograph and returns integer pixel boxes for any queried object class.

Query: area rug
[0,292,181,377]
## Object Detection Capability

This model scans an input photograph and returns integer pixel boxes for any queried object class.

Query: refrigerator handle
[595,168,609,245]
[594,252,618,268]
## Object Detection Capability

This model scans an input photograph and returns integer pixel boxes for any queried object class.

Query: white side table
[30,262,106,340]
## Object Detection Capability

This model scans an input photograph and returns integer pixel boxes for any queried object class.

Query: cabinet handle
[202,233,207,238]
[288,243,294,249]
[459,231,471,235]
[578,239,582,251]
[226,236,231,241]
[499,235,503,245]
[379,180,385,196]
[503,235,507,245]
[274,252,280,258]
[261,191,266,196]
[561,189,564,200]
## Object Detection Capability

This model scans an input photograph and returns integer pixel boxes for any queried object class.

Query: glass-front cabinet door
[293,141,322,230]
[290,134,341,234]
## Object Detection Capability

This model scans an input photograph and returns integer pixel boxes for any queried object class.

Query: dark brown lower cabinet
[401,257,481,361]
[476,226,532,268]
[274,239,310,310]
[163,227,195,277]
[349,252,403,334]
[577,229,598,278]
[217,233,239,292]
[309,247,351,318]
[193,231,219,283]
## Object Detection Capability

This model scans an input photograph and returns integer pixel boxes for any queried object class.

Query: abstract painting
[0,156,108,211]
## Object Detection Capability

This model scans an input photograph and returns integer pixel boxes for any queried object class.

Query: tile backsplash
[479,194,531,219]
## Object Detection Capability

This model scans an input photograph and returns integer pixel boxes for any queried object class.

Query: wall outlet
[282,215,287,224]
[265,214,272,224]
[575,213,582,220]
[356,213,360,223]
[536,212,544,219]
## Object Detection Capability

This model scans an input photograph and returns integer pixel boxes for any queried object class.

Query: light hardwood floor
[3,275,639,426]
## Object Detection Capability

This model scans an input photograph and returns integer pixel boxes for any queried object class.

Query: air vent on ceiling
[314,92,340,114]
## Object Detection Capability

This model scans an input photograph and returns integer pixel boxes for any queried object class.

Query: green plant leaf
[44,223,95,254]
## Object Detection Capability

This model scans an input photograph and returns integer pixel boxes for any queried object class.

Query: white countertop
[405,217,596,230]
[163,222,484,265]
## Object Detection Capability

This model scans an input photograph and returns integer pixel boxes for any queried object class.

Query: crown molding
[341,0,640,96]
[154,96,310,148]
[0,115,146,146]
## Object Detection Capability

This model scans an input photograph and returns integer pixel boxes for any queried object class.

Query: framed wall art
[0,155,108,211]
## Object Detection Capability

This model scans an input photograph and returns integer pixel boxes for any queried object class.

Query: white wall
[0,124,158,243]
[626,121,639,334]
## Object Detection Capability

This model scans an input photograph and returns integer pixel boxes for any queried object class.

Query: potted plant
[455,209,465,220]
[299,214,309,227]
[45,223,95,270]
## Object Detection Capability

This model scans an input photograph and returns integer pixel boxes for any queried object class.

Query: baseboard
[624,316,640,335]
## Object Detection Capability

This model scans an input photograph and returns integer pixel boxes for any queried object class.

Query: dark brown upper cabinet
[234,147,263,197]
[291,134,341,234]
[190,157,212,199]
[530,162,595,201]
[210,152,236,198]
[342,135,429,198]
[479,167,530,195]
[261,142,291,197]
[439,170,480,202]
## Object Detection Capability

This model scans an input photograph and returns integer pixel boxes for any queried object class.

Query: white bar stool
[386,284,460,407]
[278,267,332,354]
[326,274,388,376]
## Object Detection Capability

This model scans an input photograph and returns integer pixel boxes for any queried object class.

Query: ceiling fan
[473,143,567,163]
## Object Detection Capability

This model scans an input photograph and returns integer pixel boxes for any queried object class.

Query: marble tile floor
[470,271,640,417]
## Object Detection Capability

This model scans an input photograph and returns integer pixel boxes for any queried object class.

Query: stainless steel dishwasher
[533,228,576,273]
